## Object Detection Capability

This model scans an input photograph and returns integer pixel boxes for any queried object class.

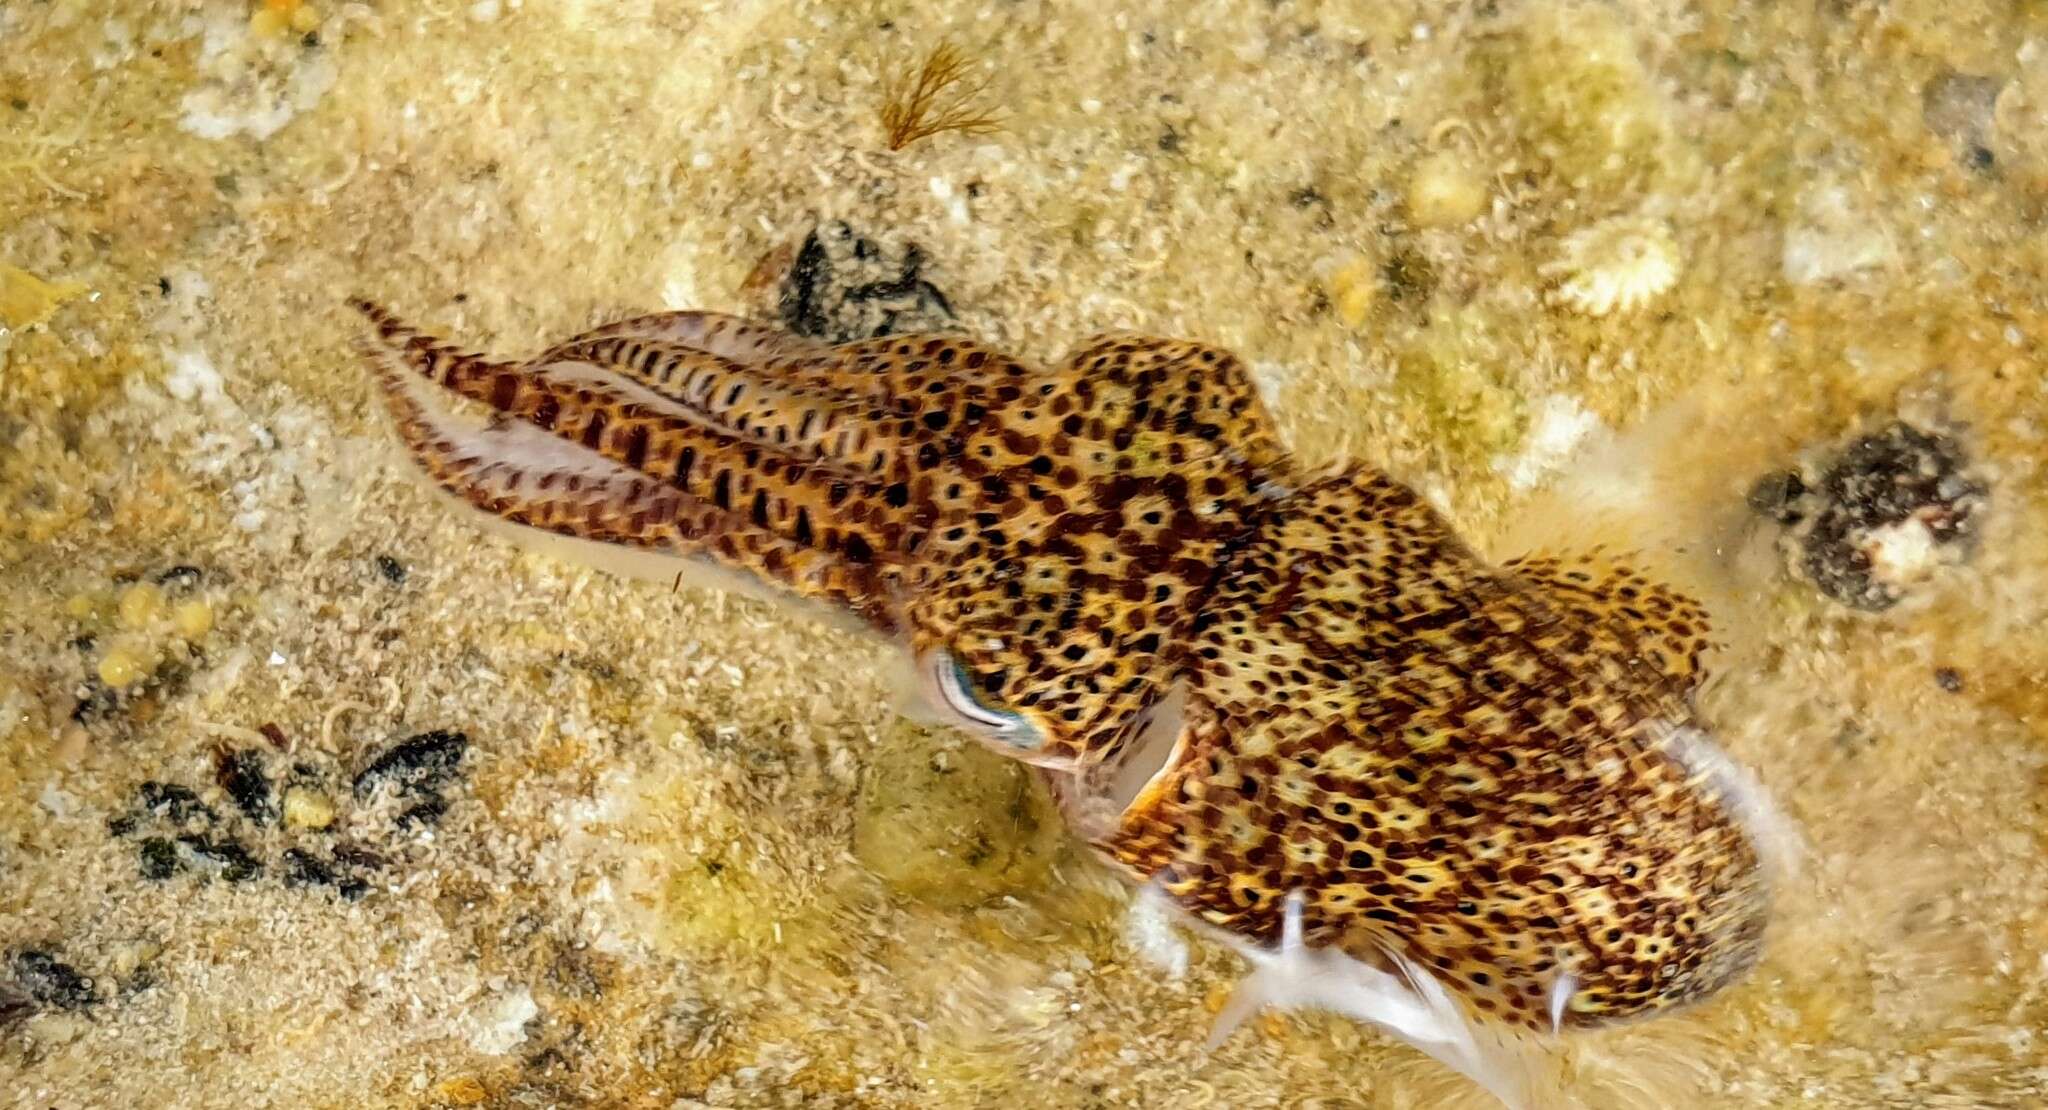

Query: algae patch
[0,265,86,333]
[853,722,1063,909]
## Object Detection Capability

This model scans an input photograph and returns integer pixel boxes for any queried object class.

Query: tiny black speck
[374,554,408,584]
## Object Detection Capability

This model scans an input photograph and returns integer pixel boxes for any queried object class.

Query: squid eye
[930,652,1042,751]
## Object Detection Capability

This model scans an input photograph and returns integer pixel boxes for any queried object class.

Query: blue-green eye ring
[928,651,1042,752]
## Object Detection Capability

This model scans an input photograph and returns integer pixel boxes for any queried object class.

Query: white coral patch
[1782,185,1894,285]
[465,986,538,1055]
[1497,394,1603,492]
[1544,216,1681,316]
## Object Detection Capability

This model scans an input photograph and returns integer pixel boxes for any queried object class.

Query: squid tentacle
[350,298,922,628]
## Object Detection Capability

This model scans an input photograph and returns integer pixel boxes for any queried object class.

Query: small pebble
[1406,150,1488,228]
[139,782,213,823]
[282,785,337,830]
[178,835,262,882]
[153,565,203,594]
[172,600,214,640]
[138,837,179,879]
[282,848,369,900]
[1328,257,1378,328]
[117,583,166,629]
[1934,667,1964,693]
[375,555,408,584]
[70,684,119,724]
[215,749,275,823]
[398,795,451,828]
[97,645,149,688]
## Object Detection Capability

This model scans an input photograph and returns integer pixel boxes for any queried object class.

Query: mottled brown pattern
[351,299,1766,1032]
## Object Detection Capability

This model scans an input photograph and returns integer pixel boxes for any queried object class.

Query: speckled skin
[352,299,1767,1032]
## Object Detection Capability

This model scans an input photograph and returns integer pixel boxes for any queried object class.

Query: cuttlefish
[351,298,1773,1100]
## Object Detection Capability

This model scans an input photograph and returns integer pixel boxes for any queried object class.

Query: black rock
[1802,423,1983,610]
[10,951,95,1011]
[776,223,958,343]
[281,847,334,887]
[282,848,369,901]
[353,729,468,800]
[1745,470,1808,525]
[70,683,119,724]
[374,554,408,584]
[178,835,262,882]
[138,837,179,879]
[138,782,217,825]
[397,795,450,828]
[214,749,275,824]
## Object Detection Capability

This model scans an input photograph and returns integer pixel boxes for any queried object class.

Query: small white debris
[467,987,538,1055]
[1122,885,1189,980]
[267,651,288,667]
[468,0,503,22]
[1783,185,1894,285]
[38,783,76,818]
[163,346,225,405]
[1862,516,1942,588]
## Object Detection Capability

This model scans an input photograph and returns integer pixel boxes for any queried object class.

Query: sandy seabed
[4,1,2048,1107]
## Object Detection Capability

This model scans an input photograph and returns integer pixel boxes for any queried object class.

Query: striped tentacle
[535,334,930,482]
[541,310,823,366]
[350,299,924,628]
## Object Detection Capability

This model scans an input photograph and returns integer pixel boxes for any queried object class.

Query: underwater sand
[3,0,2047,1106]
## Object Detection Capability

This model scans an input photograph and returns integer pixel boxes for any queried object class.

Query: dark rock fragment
[214,748,275,823]
[353,729,468,800]
[178,835,262,882]
[776,223,958,343]
[138,782,216,825]
[154,565,203,593]
[138,837,179,879]
[1749,421,1985,611]
[282,848,369,901]
[10,951,95,1011]
[69,682,118,724]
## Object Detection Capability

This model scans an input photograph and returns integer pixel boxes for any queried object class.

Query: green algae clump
[853,722,1064,909]
[1488,2,1673,192]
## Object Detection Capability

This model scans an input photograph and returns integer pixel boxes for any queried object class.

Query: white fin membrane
[1661,722,1805,883]
[1205,892,1535,1110]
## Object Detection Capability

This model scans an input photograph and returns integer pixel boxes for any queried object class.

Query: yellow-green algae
[0,0,2046,1107]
